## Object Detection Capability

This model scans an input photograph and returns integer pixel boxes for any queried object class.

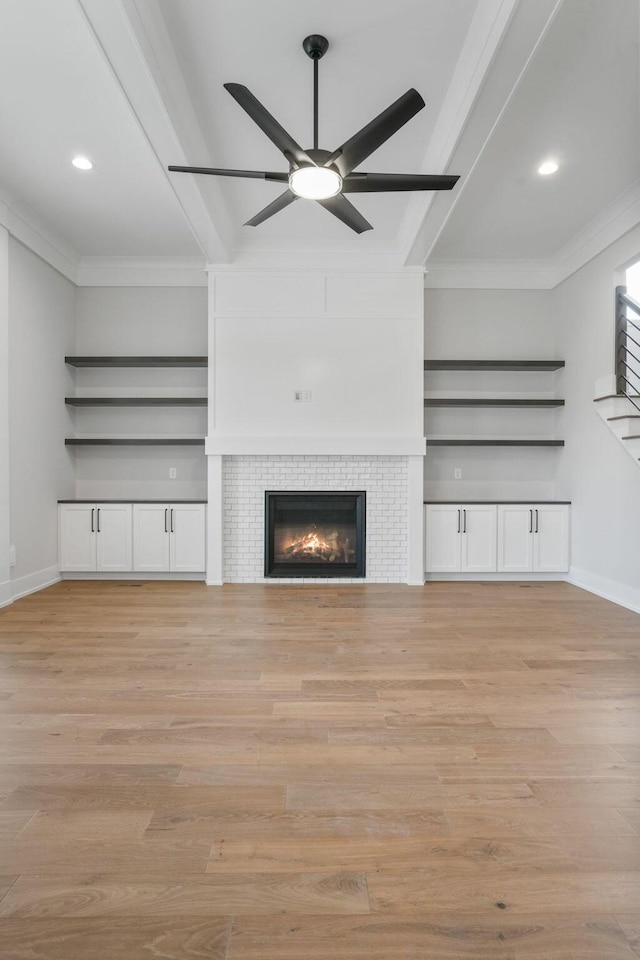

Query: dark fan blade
[244,189,297,227]
[342,172,459,192]
[315,194,373,234]
[224,84,312,168]
[168,165,288,182]
[325,89,425,177]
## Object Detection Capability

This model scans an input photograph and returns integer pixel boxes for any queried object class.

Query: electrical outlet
[9,545,16,567]
[169,468,177,479]
[302,390,312,402]
[454,468,462,480]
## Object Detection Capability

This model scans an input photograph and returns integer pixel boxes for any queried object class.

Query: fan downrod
[303,35,329,60]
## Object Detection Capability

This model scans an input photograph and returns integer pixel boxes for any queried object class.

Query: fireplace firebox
[265,491,366,578]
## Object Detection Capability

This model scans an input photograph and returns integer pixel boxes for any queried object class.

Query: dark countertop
[58,500,207,504]
[424,500,571,505]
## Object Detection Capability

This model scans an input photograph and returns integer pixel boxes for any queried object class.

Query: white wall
[8,239,75,597]
[0,227,10,605]
[209,273,424,445]
[554,223,640,611]
[424,288,560,500]
[73,286,207,500]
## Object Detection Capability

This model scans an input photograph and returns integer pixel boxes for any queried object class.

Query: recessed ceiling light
[538,160,559,176]
[72,156,93,170]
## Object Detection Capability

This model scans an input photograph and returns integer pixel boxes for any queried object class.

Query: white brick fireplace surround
[223,455,408,583]
[204,269,427,585]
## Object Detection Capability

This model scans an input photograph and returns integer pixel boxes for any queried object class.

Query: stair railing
[616,285,640,414]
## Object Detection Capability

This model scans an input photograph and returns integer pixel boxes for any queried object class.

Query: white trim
[76,257,207,286]
[77,0,230,263]
[424,259,555,289]
[550,178,640,286]
[424,179,640,290]
[401,0,521,261]
[0,193,79,284]
[205,437,427,456]
[0,579,11,608]
[567,566,640,616]
[10,565,62,602]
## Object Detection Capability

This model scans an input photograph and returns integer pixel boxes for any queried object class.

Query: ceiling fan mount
[169,34,459,233]
[302,34,329,60]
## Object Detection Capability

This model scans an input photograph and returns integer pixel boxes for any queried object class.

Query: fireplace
[265,491,366,578]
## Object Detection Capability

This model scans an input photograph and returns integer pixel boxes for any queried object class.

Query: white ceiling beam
[403,0,564,266]
[76,0,232,264]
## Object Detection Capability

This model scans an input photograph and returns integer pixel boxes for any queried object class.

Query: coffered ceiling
[0,0,637,281]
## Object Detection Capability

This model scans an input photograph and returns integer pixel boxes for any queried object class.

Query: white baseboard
[567,566,640,615]
[10,565,61,603]
[0,578,12,608]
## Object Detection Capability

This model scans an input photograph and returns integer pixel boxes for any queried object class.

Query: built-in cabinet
[132,503,206,572]
[497,503,570,573]
[425,502,570,574]
[59,503,133,572]
[425,504,497,573]
[59,502,206,574]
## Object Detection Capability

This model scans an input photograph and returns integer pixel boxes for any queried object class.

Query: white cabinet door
[133,504,170,572]
[59,504,96,571]
[95,504,132,572]
[425,505,462,572]
[533,504,570,572]
[170,504,206,572]
[497,505,534,572]
[462,505,497,572]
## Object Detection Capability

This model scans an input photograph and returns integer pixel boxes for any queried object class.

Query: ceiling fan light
[289,165,342,199]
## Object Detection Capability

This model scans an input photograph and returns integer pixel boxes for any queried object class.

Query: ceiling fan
[169,34,459,234]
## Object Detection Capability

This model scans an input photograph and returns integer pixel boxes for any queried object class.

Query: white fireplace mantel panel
[205,437,426,456]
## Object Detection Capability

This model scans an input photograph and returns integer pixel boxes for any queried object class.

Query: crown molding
[424,178,640,290]
[549,178,640,287]
[424,259,554,289]
[76,257,207,286]
[0,193,79,283]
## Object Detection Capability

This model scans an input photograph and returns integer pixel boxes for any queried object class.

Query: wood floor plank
[16,809,154,840]
[0,579,639,957]
[0,872,370,917]
[0,838,213,875]
[0,917,232,960]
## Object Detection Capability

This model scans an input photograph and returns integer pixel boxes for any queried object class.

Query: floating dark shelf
[65,397,207,406]
[424,360,565,371]
[65,439,205,446]
[427,439,564,447]
[424,398,564,408]
[65,356,208,368]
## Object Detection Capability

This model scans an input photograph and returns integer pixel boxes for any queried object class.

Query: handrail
[618,289,640,316]
[616,285,640,413]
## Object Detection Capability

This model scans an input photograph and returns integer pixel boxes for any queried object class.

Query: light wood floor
[0,580,639,958]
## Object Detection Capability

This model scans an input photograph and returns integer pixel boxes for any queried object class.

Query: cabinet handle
[463,509,466,534]
[170,509,174,534]
[164,508,168,533]
[97,508,100,533]
[457,509,461,534]
[535,509,539,534]
[91,508,94,533]
[529,509,533,534]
